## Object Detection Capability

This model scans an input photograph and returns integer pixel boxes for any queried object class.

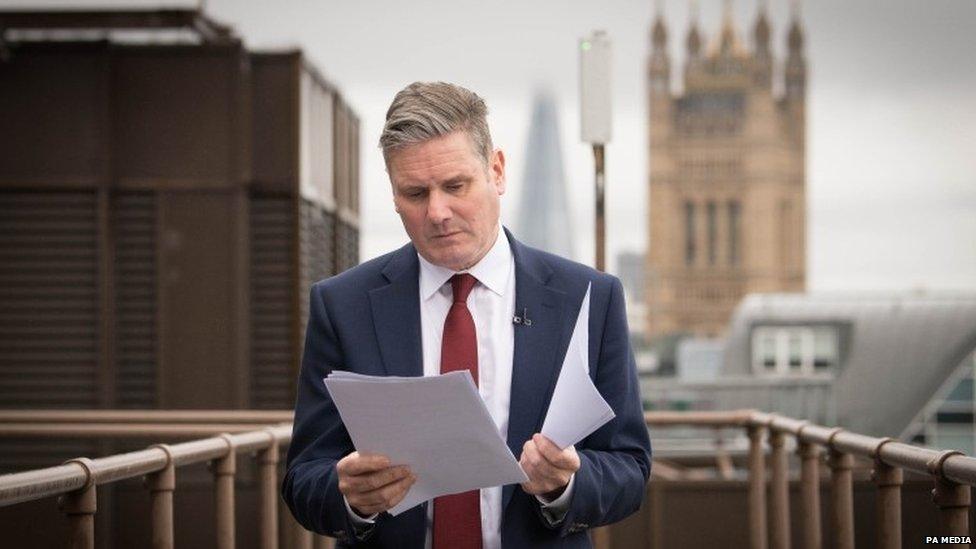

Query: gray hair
[379,81,493,167]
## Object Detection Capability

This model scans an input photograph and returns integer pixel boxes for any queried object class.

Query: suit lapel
[502,232,574,511]
[368,245,424,378]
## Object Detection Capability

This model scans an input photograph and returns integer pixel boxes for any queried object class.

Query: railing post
[929,450,971,546]
[59,458,97,549]
[258,431,280,549]
[147,444,176,549]
[748,423,768,549]
[715,429,735,480]
[797,436,822,549]
[769,428,791,549]
[591,526,611,549]
[213,434,237,549]
[871,439,902,549]
[313,534,336,548]
[287,512,314,549]
[826,430,854,549]
[278,499,312,549]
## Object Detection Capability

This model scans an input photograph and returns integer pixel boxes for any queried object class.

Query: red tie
[433,273,482,549]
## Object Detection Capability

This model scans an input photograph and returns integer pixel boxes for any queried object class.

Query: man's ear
[391,178,401,213]
[491,149,506,195]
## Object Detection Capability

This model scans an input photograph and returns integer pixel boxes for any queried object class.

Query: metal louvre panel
[113,191,157,408]
[300,199,333,294]
[299,199,334,346]
[249,194,294,409]
[335,218,358,273]
[0,191,99,409]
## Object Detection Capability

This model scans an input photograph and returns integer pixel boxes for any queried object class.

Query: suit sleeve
[551,276,652,535]
[281,283,372,545]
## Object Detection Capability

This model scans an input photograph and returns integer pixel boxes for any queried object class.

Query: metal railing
[0,411,297,549]
[645,410,976,549]
[2,410,974,548]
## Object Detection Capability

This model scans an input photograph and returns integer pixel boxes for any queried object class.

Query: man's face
[388,131,506,271]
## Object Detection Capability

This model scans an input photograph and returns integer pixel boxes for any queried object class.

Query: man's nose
[426,191,452,224]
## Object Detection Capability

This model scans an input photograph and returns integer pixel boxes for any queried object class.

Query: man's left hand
[520,433,581,500]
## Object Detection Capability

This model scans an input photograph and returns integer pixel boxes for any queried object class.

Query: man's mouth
[432,231,462,239]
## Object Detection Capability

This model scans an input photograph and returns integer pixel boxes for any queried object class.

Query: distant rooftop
[724,292,976,438]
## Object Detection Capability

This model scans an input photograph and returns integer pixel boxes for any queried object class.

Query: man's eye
[446,183,463,192]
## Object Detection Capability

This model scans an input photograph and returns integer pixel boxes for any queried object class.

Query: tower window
[684,201,696,266]
[728,200,740,266]
[707,201,717,266]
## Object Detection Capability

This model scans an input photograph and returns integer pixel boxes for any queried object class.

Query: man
[283,81,651,548]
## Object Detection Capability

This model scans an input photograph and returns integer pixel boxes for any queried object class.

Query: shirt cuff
[343,495,379,527]
[535,473,575,525]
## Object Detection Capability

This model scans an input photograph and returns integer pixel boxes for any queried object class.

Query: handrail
[0,422,297,549]
[0,422,290,437]
[0,410,294,440]
[644,410,976,484]
[2,410,974,549]
[0,409,293,424]
[645,410,976,549]
[0,425,290,506]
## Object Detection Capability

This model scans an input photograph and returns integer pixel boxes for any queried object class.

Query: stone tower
[646,0,806,339]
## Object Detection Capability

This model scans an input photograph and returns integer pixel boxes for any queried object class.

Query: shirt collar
[417,226,512,301]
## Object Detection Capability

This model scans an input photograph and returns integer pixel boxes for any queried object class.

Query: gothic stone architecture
[646,4,806,339]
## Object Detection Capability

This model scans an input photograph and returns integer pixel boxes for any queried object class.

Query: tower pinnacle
[752,0,772,87]
[753,1,770,50]
[652,14,667,49]
[686,0,701,58]
[649,1,671,91]
[712,0,744,58]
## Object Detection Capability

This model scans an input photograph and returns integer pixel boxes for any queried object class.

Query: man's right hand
[336,451,416,517]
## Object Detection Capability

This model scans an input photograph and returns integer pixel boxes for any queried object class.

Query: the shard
[515,91,575,260]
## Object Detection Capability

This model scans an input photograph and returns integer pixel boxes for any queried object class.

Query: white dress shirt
[346,227,573,548]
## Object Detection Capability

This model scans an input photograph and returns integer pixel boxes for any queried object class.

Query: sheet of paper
[324,370,528,515]
[541,283,616,449]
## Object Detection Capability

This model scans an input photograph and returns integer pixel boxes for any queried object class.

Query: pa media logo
[925,536,972,544]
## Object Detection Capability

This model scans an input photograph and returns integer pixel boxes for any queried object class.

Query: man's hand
[336,451,416,517]
[519,434,581,500]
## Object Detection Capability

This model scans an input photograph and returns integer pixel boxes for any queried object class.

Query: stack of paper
[324,370,528,515]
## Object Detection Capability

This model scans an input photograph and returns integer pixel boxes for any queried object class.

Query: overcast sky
[9,0,976,291]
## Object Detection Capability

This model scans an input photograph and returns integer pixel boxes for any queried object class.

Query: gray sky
[10,0,976,291]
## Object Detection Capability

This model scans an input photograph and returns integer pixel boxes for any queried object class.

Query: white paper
[323,370,528,516]
[541,283,616,449]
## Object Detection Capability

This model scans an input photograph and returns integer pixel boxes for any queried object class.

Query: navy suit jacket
[282,230,652,548]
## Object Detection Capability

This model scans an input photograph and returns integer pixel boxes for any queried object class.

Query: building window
[751,326,839,376]
[813,329,838,370]
[685,201,696,266]
[707,201,717,265]
[787,331,804,371]
[728,200,740,266]
[758,331,777,372]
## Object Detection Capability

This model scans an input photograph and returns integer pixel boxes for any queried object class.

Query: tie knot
[451,273,477,304]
